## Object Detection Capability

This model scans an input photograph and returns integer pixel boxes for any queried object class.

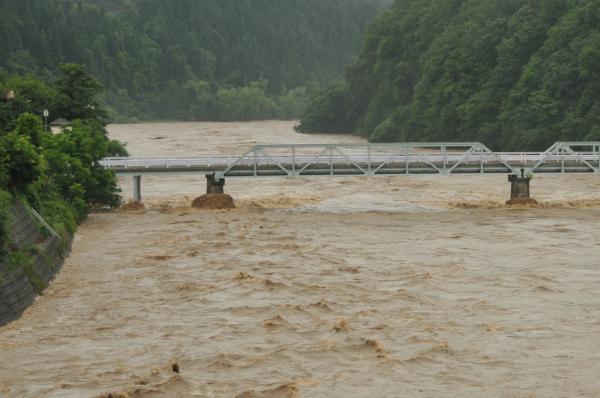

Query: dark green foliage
[0,128,41,192]
[12,113,49,147]
[0,75,55,132]
[55,63,107,122]
[295,81,359,134]
[0,0,387,121]
[36,119,124,221]
[0,64,125,301]
[1,66,126,245]
[298,0,600,150]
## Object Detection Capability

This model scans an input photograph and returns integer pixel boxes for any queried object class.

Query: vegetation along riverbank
[0,64,126,321]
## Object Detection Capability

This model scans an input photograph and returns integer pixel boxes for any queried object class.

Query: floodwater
[1,121,600,397]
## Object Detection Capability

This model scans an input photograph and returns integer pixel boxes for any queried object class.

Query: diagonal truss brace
[525,142,600,174]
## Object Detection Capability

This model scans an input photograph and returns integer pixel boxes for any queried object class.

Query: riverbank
[0,202,71,326]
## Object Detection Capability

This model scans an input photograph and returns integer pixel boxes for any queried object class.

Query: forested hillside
[297,0,600,150]
[0,0,386,121]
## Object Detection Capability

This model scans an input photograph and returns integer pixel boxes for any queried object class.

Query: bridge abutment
[206,173,225,194]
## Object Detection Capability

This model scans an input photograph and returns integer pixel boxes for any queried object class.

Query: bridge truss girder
[524,142,600,175]
[222,142,518,178]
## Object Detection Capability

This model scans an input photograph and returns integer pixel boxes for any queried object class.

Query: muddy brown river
[1,121,600,397]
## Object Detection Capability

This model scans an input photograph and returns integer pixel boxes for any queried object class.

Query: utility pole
[43,109,49,130]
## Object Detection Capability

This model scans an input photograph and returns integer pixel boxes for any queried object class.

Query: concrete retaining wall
[0,202,70,326]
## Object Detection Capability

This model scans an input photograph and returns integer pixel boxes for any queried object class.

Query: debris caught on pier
[505,198,540,207]
[192,193,236,210]
[120,201,145,211]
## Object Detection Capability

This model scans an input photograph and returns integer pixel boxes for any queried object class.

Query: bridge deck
[100,142,600,177]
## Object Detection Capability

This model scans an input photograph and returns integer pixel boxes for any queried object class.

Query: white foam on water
[296,193,444,213]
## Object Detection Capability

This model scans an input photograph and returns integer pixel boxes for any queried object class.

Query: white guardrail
[99,153,600,169]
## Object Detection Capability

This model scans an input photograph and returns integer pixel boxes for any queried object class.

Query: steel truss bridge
[101,142,600,178]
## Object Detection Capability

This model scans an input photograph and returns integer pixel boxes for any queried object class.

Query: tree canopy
[1,65,126,254]
[297,0,600,150]
[0,0,387,121]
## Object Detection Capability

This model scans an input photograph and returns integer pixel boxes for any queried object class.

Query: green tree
[12,112,48,147]
[0,131,40,192]
[55,63,107,122]
[0,75,55,132]
[295,81,358,134]
[0,66,127,253]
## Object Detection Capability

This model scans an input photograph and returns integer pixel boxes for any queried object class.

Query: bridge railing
[100,156,239,169]
[100,141,600,176]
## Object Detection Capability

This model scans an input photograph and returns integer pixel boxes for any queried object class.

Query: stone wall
[0,202,69,326]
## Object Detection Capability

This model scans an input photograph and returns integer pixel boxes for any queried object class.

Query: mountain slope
[297,0,600,150]
[0,0,388,120]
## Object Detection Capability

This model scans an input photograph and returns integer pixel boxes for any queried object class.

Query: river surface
[1,121,600,397]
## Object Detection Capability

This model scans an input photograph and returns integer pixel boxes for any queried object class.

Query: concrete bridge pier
[507,170,536,204]
[206,173,225,194]
[509,175,530,198]
[133,175,142,202]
